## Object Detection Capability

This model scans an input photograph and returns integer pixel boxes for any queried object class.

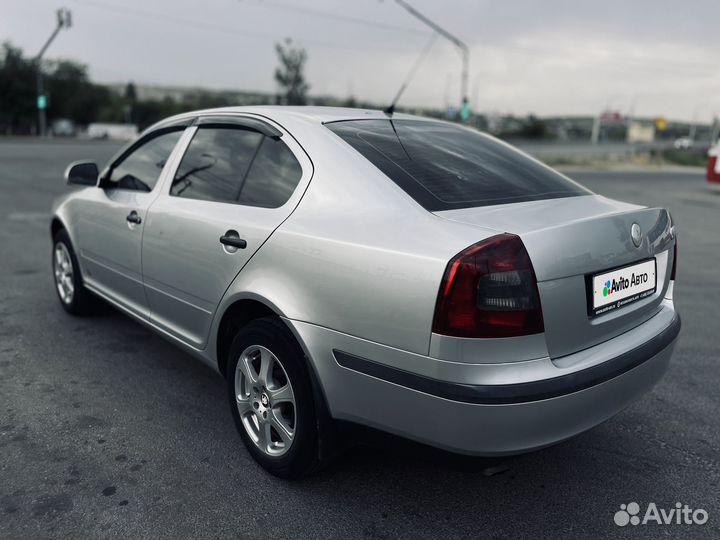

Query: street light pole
[392,0,469,109]
[35,8,72,137]
[688,103,711,142]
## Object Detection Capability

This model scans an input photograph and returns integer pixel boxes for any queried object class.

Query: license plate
[590,259,657,316]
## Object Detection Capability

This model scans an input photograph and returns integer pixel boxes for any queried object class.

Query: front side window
[108,130,182,192]
[171,126,303,208]
[326,119,590,211]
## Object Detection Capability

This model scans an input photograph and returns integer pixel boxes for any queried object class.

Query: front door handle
[219,231,247,250]
[126,211,142,225]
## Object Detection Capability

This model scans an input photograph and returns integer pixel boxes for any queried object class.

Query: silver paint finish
[287,299,675,388]
[70,128,190,320]
[209,110,495,357]
[51,106,680,455]
[76,188,155,319]
[286,302,677,455]
[140,118,313,348]
[428,332,548,364]
[437,196,675,358]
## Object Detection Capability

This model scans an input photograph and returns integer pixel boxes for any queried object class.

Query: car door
[141,115,312,348]
[76,127,187,319]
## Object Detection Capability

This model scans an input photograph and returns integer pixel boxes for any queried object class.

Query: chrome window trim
[156,113,313,213]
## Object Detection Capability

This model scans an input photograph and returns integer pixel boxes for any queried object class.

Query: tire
[226,316,320,478]
[52,229,95,315]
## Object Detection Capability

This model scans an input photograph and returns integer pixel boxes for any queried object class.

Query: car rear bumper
[287,303,679,456]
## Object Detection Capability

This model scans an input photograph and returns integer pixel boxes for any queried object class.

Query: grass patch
[660,149,707,167]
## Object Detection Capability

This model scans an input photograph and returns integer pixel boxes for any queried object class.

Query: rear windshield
[326,119,589,211]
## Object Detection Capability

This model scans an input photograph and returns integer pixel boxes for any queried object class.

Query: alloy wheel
[234,345,296,457]
[53,243,74,304]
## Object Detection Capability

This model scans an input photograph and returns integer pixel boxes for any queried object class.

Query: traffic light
[57,8,72,29]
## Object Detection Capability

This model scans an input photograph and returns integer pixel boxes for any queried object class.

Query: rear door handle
[219,231,247,250]
[126,211,142,224]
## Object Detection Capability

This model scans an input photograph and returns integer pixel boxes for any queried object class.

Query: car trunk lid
[434,195,676,358]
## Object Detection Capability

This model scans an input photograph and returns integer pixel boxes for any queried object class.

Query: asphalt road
[1,139,718,540]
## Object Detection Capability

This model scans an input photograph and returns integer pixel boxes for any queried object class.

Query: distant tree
[274,39,309,105]
[123,81,137,123]
[0,42,118,133]
[192,91,233,110]
[124,81,137,103]
[131,99,165,130]
[0,42,36,134]
[45,59,110,126]
[522,115,547,139]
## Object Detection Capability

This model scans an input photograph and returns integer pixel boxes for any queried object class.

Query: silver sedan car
[51,107,680,478]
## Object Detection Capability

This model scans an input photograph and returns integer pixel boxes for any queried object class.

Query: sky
[2,0,719,122]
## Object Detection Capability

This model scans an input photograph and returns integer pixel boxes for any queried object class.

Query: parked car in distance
[50,118,76,137]
[87,122,139,141]
[52,107,680,478]
[673,136,694,150]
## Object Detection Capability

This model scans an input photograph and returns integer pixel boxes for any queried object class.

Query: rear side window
[239,137,303,208]
[171,127,263,203]
[171,126,303,208]
[326,119,589,211]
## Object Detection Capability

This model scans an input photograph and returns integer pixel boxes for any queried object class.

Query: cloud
[2,0,718,121]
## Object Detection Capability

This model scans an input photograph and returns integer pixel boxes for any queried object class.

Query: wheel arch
[50,214,84,275]
[215,295,335,459]
[51,216,66,239]
[216,297,278,377]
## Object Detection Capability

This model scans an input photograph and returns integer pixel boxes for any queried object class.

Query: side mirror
[64,161,99,186]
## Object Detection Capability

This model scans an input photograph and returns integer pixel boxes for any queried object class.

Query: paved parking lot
[0,140,718,539]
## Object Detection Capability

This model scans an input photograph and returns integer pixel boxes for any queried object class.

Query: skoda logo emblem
[631,223,642,247]
[260,393,269,407]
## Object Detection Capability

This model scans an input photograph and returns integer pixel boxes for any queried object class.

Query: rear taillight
[671,241,677,280]
[707,156,719,184]
[432,234,544,338]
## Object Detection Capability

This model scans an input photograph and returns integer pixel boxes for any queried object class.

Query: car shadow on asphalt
[325,421,519,477]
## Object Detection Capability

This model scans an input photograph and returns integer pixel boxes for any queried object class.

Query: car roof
[159,105,422,127]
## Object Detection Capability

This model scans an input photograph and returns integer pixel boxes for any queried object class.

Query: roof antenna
[384,32,437,115]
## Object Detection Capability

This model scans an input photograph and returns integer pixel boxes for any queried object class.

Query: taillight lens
[432,234,545,338]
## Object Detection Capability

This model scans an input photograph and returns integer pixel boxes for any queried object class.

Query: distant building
[627,121,655,143]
